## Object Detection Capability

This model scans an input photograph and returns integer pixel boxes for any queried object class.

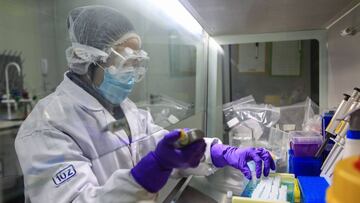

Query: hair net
[66,5,141,75]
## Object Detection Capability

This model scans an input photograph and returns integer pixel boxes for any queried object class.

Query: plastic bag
[223,95,256,129]
[277,98,318,132]
[302,115,322,133]
[223,95,280,147]
[232,104,281,128]
[223,95,280,130]
[228,119,264,147]
[223,95,256,112]
[302,98,321,133]
[267,127,290,172]
[137,94,193,128]
[304,97,319,121]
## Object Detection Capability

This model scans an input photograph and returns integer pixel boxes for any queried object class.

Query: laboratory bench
[164,167,247,203]
[0,121,22,132]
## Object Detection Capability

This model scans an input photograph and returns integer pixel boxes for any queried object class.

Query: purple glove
[210,144,275,180]
[131,130,206,193]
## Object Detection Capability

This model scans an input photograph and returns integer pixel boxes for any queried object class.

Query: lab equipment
[289,135,323,176]
[342,108,360,158]
[326,156,360,203]
[288,150,322,177]
[321,110,334,138]
[278,185,287,201]
[211,145,275,179]
[316,88,359,157]
[173,129,205,148]
[290,136,322,157]
[0,50,24,96]
[293,179,300,203]
[321,110,335,155]
[239,173,295,203]
[322,93,353,136]
[342,131,360,158]
[66,6,142,75]
[3,62,21,120]
[321,106,360,178]
[321,94,360,180]
[340,26,359,37]
[297,176,328,203]
[131,129,206,193]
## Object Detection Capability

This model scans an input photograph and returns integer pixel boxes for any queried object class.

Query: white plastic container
[343,130,360,158]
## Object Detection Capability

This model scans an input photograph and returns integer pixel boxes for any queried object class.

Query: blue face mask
[98,69,135,104]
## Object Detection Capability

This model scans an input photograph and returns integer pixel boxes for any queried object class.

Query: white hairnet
[66,6,141,75]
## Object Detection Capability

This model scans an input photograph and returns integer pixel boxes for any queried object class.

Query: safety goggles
[107,47,149,82]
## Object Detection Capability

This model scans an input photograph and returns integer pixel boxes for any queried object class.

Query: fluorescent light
[147,0,203,35]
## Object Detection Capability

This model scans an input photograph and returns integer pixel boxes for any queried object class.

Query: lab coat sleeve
[15,130,157,203]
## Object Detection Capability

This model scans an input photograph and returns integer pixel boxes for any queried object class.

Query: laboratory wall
[328,5,360,108]
[0,0,60,98]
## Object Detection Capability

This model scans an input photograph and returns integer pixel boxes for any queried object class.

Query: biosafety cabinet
[0,0,359,202]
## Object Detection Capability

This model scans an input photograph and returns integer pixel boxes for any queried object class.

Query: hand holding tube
[131,129,206,193]
[210,144,276,179]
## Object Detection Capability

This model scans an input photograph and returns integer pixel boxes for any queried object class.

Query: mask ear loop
[88,62,104,89]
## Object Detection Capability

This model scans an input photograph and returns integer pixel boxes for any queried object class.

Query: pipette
[316,88,360,157]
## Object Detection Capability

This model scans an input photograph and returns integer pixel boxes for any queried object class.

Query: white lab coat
[15,74,219,203]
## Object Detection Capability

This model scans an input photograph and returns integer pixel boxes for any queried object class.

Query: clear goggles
[107,47,149,82]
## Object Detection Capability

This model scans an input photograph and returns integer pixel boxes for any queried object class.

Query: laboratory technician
[15,6,275,203]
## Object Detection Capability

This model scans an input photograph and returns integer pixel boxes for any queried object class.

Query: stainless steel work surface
[167,167,248,202]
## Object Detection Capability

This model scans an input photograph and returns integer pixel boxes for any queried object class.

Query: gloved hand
[210,144,275,180]
[154,129,206,169]
[131,129,206,193]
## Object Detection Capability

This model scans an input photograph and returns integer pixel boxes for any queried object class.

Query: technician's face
[93,37,141,86]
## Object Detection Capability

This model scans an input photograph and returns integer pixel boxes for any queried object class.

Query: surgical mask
[107,47,149,83]
[98,68,135,104]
